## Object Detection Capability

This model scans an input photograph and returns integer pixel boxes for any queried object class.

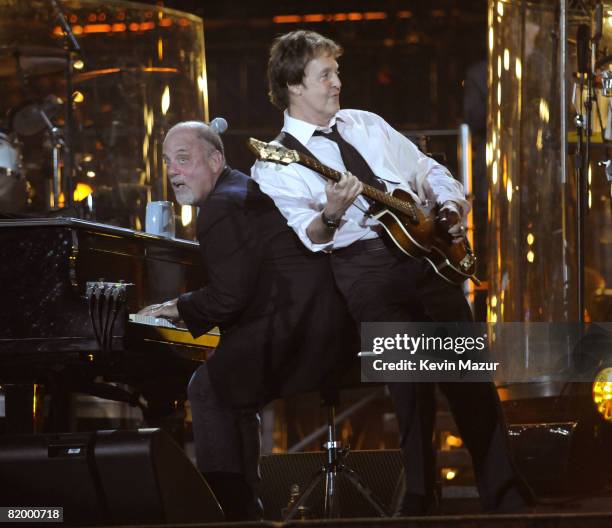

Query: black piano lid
[0,217,198,249]
[0,216,206,342]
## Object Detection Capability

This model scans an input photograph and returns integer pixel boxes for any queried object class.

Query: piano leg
[46,383,75,433]
[4,384,44,434]
[3,383,76,434]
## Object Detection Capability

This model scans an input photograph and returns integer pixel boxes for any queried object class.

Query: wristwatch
[321,211,341,230]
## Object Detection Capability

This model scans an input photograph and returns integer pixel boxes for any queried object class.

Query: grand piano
[0,217,218,435]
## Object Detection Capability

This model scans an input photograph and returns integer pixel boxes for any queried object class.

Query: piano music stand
[283,390,389,520]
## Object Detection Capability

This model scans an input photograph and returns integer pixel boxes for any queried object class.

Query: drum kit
[0,45,67,211]
[0,36,180,215]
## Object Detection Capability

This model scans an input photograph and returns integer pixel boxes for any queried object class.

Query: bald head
[163,121,226,205]
[166,121,225,159]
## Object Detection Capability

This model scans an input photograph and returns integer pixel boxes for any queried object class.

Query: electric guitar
[248,138,480,286]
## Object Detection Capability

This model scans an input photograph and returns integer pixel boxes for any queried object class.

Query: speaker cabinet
[508,421,609,495]
[0,428,223,525]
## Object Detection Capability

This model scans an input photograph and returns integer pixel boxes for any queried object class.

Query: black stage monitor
[0,428,223,525]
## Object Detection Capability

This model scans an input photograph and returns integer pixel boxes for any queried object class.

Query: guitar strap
[274,131,318,163]
[273,131,383,208]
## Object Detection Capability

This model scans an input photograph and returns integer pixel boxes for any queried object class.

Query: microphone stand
[579,68,593,326]
[574,21,595,326]
[575,4,603,325]
[38,108,64,209]
[50,0,81,210]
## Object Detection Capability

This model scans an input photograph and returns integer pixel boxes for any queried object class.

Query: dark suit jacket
[177,167,357,408]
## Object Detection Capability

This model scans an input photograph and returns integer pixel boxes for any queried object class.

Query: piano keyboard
[128,314,220,349]
[129,313,180,329]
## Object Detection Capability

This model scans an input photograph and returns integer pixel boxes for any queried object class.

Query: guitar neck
[296,151,418,218]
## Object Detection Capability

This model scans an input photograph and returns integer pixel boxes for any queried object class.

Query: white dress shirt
[251,109,470,252]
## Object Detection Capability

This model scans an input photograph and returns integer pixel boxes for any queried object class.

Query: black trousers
[331,238,529,513]
[187,363,262,520]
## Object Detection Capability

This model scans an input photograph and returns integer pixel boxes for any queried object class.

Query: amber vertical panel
[486,0,588,324]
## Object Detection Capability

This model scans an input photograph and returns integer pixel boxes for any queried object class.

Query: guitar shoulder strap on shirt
[273,131,376,211]
[274,131,319,161]
[274,130,386,194]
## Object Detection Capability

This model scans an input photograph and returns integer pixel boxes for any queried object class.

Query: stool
[283,390,389,519]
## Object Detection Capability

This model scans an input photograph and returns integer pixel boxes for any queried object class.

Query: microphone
[209,117,228,134]
[577,24,590,75]
[50,0,81,53]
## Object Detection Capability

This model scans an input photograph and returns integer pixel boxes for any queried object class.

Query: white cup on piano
[145,201,175,237]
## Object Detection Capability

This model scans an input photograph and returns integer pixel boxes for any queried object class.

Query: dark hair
[168,120,225,158]
[267,30,342,109]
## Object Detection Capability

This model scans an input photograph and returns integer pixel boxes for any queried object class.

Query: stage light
[58,183,93,207]
[442,468,458,481]
[84,23,112,34]
[74,182,93,201]
[161,85,170,115]
[593,367,612,422]
[198,75,206,93]
[492,160,498,185]
[445,434,463,448]
[181,205,193,227]
[32,383,39,417]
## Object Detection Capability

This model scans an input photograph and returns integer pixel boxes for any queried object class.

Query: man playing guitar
[251,30,533,515]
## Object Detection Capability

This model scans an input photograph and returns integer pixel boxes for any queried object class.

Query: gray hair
[167,120,225,158]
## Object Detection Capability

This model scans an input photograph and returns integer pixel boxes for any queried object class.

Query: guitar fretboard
[297,152,419,222]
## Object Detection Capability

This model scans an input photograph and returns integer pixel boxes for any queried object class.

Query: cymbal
[74,67,179,83]
[0,45,67,59]
[0,45,67,77]
[10,95,63,137]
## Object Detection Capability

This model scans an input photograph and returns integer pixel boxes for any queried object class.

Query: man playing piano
[139,121,356,520]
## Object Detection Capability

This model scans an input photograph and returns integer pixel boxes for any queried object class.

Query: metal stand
[39,108,64,208]
[51,0,81,210]
[283,393,389,520]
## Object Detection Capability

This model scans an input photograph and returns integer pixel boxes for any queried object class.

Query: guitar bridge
[460,253,476,272]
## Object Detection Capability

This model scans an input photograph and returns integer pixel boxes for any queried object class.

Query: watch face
[322,212,339,228]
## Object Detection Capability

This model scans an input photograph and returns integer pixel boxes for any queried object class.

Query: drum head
[10,95,63,137]
[0,132,23,178]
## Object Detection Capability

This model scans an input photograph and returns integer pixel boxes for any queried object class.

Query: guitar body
[427,237,478,285]
[372,189,478,285]
[372,188,436,259]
